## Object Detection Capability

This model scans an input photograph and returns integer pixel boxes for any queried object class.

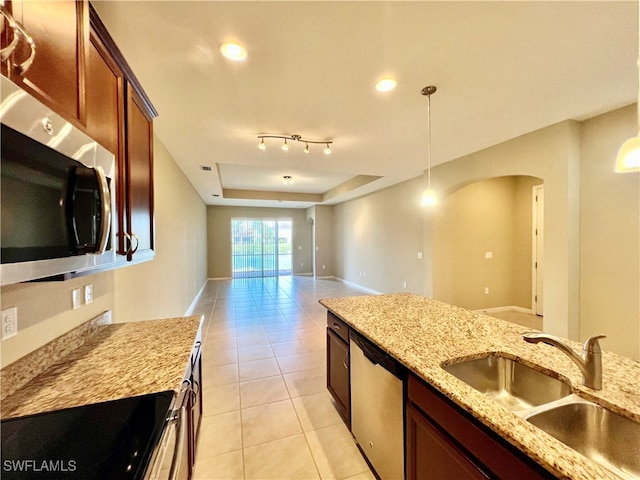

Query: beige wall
[332,107,639,359]
[306,205,334,277]
[0,135,208,367]
[334,175,425,294]
[112,136,208,323]
[207,206,313,278]
[425,120,582,339]
[580,106,640,360]
[433,176,541,310]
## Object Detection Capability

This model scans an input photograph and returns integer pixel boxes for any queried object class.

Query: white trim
[208,277,232,281]
[315,275,334,279]
[185,282,208,316]
[474,305,534,315]
[333,276,382,295]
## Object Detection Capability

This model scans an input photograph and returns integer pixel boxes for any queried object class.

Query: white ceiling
[92,1,638,209]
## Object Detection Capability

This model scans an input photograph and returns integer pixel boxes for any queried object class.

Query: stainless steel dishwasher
[350,331,406,480]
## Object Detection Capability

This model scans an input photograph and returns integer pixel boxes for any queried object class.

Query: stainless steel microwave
[0,76,116,285]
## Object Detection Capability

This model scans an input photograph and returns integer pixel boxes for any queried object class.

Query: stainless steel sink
[443,355,571,412]
[526,401,640,479]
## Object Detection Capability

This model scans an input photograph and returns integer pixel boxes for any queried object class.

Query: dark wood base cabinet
[406,374,555,480]
[326,312,351,428]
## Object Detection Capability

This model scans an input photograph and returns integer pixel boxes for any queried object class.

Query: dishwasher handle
[351,331,406,380]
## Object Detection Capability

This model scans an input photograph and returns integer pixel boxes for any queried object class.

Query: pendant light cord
[427,93,432,189]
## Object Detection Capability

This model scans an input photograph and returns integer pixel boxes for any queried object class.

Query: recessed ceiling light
[375,78,397,92]
[219,42,247,62]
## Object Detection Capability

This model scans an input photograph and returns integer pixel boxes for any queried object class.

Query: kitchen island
[320,293,640,480]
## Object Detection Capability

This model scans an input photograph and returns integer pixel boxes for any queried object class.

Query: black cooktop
[1,390,174,480]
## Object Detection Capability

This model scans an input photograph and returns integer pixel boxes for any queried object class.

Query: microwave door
[62,166,110,255]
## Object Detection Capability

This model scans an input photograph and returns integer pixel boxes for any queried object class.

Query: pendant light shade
[422,189,438,206]
[615,2,640,173]
[421,85,438,206]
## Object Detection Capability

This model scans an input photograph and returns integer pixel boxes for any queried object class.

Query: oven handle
[168,404,187,480]
[93,166,111,254]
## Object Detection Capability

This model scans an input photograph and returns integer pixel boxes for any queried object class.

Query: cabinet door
[4,0,87,124]
[125,86,155,261]
[326,328,350,426]
[407,404,489,480]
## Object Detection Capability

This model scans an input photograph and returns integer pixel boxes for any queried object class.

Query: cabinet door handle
[0,7,19,61]
[123,232,139,256]
[343,352,349,370]
[130,232,139,254]
[10,19,36,76]
[332,322,341,330]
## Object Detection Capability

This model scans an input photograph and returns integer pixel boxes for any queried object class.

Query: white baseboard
[207,277,232,281]
[185,282,208,316]
[474,305,534,315]
[333,276,382,295]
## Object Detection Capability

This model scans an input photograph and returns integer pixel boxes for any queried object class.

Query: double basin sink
[443,355,639,479]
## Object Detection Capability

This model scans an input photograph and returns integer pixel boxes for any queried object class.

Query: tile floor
[190,276,375,480]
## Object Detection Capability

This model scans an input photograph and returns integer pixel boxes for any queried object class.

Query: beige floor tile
[271,340,310,357]
[205,337,238,351]
[243,434,320,480]
[241,399,302,446]
[283,369,327,398]
[203,348,237,367]
[277,351,326,374]
[292,391,344,431]
[262,321,293,333]
[236,325,267,337]
[237,333,270,347]
[202,383,239,416]
[193,450,244,480]
[240,375,290,408]
[239,357,282,381]
[301,335,328,352]
[238,344,274,362]
[202,363,239,387]
[260,315,288,324]
[197,411,242,457]
[267,330,301,344]
[305,424,369,480]
[342,470,377,480]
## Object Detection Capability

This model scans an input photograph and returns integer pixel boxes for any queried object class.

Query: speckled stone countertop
[320,293,640,480]
[1,315,202,420]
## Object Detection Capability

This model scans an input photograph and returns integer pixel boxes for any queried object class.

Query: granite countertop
[0,315,202,420]
[320,293,640,480]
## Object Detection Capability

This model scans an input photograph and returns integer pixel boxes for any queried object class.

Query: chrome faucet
[522,333,606,390]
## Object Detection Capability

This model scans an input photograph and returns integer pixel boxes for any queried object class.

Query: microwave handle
[93,166,111,254]
[168,404,188,480]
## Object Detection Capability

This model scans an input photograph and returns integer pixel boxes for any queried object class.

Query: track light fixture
[258,134,333,155]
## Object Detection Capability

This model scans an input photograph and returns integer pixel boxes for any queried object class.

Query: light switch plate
[72,288,82,309]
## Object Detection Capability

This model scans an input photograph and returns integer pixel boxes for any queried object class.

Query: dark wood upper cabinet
[87,3,156,262]
[1,0,157,268]
[2,0,88,126]
[125,86,154,261]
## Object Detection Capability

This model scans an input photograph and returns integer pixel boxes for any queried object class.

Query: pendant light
[615,1,640,172]
[421,86,438,206]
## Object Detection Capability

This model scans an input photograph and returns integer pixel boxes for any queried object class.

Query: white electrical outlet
[417,252,423,259]
[484,287,490,295]
[485,252,493,259]
[84,284,93,305]
[403,282,407,289]
[72,288,82,309]
[1,307,18,340]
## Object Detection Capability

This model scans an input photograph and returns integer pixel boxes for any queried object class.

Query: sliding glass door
[231,219,292,278]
